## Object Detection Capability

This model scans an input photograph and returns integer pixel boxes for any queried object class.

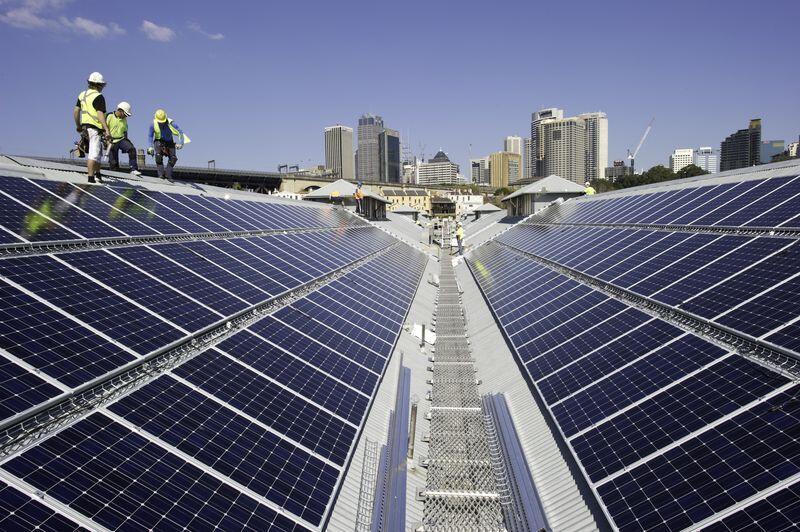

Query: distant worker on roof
[147,109,188,181]
[106,102,141,177]
[354,182,364,215]
[73,72,112,183]
[455,221,464,256]
[584,181,596,195]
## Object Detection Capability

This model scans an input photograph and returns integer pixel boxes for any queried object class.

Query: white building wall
[670,148,695,173]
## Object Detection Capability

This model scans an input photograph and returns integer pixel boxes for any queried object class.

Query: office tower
[488,151,521,188]
[540,117,586,185]
[470,157,490,185]
[694,147,718,174]
[503,136,523,155]
[669,148,694,173]
[605,160,633,181]
[523,137,532,179]
[379,128,401,183]
[418,151,460,185]
[357,113,384,181]
[761,140,785,164]
[578,112,608,182]
[720,119,761,171]
[324,125,355,180]
[531,108,564,177]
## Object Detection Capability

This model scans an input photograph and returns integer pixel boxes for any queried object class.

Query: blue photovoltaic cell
[536,319,684,405]
[181,240,288,296]
[0,356,62,422]
[230,238,317,283]
[765,324,800,353]
[0,282,136,387]
[714,276,800,338]
[595,386,800,531]
[572,355,790,483]
[701,480,800,532]
[139,191,228,232]
[174,349,356,465]
[73,184,188,235]
[304,291,397,338]
[2,413,306,531]
[679,242,800,319]
[109,245,249,316]
[310,287,400,330]
[150,242,270,304]
[216,332,368,423]
[205,239,302,290]
[58,250,220,332]
[109,376,337,525]
[290,298,395,354]
[551,335,729,437]
[0,177,80,242]
[249,316,378,395]
[0,256,183,355]
[175,194,250,232]
[274,307,387,372]
[102,187,207,233]
[0,481,84,531]
[26,179,126,239]
[524,308,652,379]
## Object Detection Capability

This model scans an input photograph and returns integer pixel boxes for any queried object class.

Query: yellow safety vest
[78,89,103,129]
[584,186,596,195]
[153,118,181,141]
[106,113,127,144]
[456,227,464,239]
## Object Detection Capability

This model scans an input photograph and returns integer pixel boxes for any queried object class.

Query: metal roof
[304,179,391,203]
[502,175,585,201]
[473,202,502,212]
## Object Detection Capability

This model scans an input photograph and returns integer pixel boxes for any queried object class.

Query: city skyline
[0,0,797,178]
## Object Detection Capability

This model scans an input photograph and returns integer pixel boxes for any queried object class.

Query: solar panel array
[0,173,426,530]
[468,167,800,531]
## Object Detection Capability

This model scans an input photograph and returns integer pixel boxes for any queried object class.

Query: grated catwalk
[421,258,506,530]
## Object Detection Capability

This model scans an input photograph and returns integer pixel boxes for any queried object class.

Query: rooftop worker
[354,182,364,215]
[455,221,465,256]
[73,71,112,183]
[106,102,141,176]
[147,109,185,181]
[584,181,596,195]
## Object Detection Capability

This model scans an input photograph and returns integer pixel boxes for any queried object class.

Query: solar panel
[468,166,800,530]
[0,172,426,530]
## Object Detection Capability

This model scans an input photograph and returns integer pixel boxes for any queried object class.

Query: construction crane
[627,118,654,174]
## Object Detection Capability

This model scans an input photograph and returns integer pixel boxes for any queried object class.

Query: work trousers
[108,139,138,171]
[154,140,177,179]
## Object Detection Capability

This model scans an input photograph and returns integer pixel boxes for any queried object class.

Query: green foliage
[591,163,709,192]
[494,187,511,197]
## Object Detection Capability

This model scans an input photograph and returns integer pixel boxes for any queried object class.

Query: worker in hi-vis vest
[106,102,141,176]
[584,181,596,195]
[455,222,465,256]
[73,72,112,183]
[147,109,187,181]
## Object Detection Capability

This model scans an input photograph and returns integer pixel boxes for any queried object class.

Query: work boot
[95,172,104,183]
[88,174,96,183]
[130,169,142,176]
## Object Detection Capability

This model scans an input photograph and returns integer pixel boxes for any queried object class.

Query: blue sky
[1,0,798,176]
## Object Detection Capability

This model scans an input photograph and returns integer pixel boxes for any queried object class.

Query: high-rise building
[357,113,384,181]
[470,157,490,185]
[669,148,694,173]
[605,160,633,181]
[503,136,522,155]
[378,128,401,183]
[578,112,608,182]
[788,140,799,158]
[531,108,564,177]
[540,117,586,185]
[523,137,533,179]
[720,119,761,171]
[694,147,718,174]
[761,140,785,164]
[488,151,521,188]
[418,151,460,186]
[324,125,355,180]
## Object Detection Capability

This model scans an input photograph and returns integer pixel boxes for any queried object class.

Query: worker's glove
[147,147,155,156]
[75,126,82,133]
[176,144,183,150]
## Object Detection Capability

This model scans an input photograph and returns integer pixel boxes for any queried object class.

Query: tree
[675,164,709,179]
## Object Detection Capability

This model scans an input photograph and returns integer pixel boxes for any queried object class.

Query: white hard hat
[87,71,106,85]
[117,101,132,116]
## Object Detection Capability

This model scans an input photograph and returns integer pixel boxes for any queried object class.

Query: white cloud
[188,20,223,40]
[141,19,175,42]
[0,0,124,38]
